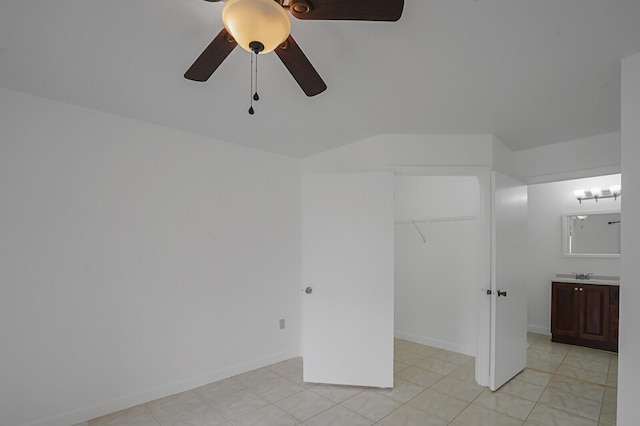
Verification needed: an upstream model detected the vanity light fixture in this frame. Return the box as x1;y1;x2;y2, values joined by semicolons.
574;185;622;203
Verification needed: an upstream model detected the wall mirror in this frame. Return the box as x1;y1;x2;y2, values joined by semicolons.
562;211;621;258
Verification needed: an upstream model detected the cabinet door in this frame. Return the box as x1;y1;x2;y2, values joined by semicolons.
609;286;619;351
578;284;610;343
551;282;579;338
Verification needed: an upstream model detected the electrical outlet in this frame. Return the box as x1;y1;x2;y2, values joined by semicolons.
279;319;285;330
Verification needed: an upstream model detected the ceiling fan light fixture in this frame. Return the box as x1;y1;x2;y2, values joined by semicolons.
222;0;291;54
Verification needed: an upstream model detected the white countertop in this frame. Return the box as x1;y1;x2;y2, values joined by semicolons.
553;277;620;286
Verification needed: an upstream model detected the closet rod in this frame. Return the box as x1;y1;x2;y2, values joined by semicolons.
394;215;477;225
412;221;426;243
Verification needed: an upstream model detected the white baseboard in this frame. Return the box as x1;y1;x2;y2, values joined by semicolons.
527;325;551;336
394;331;475;357
23;349;299;426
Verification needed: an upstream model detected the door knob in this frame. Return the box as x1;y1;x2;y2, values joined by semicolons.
497;290;507;297
305;287;313;294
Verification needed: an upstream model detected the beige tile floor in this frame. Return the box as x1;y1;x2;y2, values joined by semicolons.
89;333;617;425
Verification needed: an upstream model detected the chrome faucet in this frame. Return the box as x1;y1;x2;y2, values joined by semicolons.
573;272;593;280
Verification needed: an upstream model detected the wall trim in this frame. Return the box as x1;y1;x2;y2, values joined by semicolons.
395;331;476;357
23;349;299;426
527;325;551;336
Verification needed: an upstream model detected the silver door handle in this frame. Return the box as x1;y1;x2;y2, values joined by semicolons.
305;287;313;294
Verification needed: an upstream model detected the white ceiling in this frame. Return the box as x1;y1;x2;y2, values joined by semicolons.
1;0;639;158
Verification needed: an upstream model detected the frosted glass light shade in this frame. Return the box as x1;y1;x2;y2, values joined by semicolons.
610;185;621;196
222;0;291;54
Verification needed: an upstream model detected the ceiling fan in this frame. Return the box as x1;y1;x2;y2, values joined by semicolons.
184;0;404;97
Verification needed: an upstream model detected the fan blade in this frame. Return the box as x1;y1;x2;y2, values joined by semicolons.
184;28;237;82
275;35;327;97
289;0;404;21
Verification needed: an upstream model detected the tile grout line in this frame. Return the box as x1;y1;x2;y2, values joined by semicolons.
521;332;556;426
524;333;615;426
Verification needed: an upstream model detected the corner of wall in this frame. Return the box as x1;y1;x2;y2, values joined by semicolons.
491;136;519;180
299;135;387;174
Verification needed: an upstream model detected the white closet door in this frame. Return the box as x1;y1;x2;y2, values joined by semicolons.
490;171;528;390
302;172;394;388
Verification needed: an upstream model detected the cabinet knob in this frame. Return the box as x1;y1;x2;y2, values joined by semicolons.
574;287;579;291
579;288;583;292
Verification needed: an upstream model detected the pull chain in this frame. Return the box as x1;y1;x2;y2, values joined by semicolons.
254;52;260;102
247;41;264;115
248;51;255;115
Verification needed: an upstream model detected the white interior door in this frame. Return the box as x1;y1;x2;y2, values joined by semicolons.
302;172;394;388
490;172;528;390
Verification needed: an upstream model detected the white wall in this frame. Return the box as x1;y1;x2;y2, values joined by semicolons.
394;176;480;356
514;132;621;184
383;134;493;167
526;174;621;334
618;52;640;426
0;88;301;426
300;133;495;174
299;135;388;174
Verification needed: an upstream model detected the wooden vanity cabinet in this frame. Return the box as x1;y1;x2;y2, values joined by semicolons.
551;281;619;352
609;286;620;348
